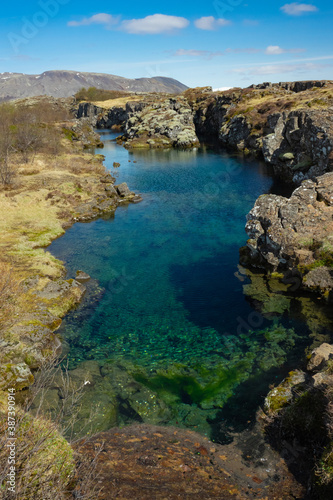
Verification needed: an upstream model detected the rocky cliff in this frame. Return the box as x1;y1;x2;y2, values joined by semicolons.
120;96;199;149
78;95;200;149
184;81;333;183
242;173;333;297
261;342;333;497
76;80;333;181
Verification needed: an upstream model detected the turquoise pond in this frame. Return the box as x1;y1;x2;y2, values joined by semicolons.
48;131;333;439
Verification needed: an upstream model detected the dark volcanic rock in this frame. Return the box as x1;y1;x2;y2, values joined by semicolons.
185;82;333;183
261;343;333;497
249;80;329;93
77;102;129;129
261;109;333;183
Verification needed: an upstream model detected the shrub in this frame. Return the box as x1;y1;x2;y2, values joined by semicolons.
75;87;131;102
0;357;104;499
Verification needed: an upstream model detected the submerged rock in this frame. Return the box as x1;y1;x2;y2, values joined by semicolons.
73;423;304;499
75;270;91;283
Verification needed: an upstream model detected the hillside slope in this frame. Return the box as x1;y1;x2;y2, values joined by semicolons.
0;70;188;101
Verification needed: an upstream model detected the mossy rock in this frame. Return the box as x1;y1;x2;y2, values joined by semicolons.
279;152;295;161
264;370;306;413
0;411;75;496
292;156;313;171
0;362;34;391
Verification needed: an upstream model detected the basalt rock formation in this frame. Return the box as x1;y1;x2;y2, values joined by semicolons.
77;95;200;149
76;80;333;182
185;82;333;183
261;343;333;497
120;96;200;149
242;173;333;297
249;80;329;92
261;110;333;184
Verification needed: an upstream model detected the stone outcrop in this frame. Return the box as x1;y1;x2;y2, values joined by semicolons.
249;80;329;92
120;97;199;149
67;117;104;147
242;172;333;296
218;106;333;183
261;344;333;496
307;343;333;372
77;101;132;129
184;82;333;183
77;95;200;149
262;110;333;183
76;81;333;171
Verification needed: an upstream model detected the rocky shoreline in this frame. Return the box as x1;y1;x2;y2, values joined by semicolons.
77;81;333;295
2;82;333;497
77;80;333;183
241;173;333;298
0;112;142;396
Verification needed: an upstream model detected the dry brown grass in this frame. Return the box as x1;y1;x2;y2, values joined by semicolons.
0;152;109;279
0;261;19;330
0;356;104;499
92;96;143;109
220;84;333;133
0;99;112;498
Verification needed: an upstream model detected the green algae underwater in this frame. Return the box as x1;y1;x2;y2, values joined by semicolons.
48;131;333;441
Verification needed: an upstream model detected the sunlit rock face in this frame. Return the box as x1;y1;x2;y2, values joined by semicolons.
243;173;333;297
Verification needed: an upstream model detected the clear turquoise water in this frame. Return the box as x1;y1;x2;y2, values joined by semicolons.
49;131;329;438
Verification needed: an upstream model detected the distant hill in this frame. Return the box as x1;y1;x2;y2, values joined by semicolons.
0;70;188;101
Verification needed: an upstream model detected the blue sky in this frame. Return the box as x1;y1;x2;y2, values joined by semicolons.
0;1;333;88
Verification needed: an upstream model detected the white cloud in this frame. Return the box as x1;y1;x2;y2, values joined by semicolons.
233;62;330;76
225;48;261;54
265;45;285;55
121;14;189;34
68;13;118;28
174;49;224;59
236;54;333;67
281;3;318;16
265;45;305;55
194;16;231;31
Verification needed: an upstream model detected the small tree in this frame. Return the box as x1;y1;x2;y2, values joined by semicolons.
13;108;42;164
0;103;16;185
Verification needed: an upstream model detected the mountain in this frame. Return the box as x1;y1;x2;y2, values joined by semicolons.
0;70;188;101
